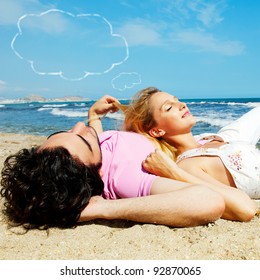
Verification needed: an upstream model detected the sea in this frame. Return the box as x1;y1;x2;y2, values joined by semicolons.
0;97;260;137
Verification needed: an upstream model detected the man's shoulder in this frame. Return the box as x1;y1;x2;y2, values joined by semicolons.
100;130;147;141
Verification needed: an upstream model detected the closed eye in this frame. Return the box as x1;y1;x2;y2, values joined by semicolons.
76;134;93;152
47;130;67;139
47;131;93;152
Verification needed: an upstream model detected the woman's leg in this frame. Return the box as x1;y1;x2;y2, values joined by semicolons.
217;107;260;144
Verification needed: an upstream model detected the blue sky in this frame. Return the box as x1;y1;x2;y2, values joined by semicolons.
0;0;260;100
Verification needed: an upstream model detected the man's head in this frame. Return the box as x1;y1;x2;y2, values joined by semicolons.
41;122;102;166
0;122;104;229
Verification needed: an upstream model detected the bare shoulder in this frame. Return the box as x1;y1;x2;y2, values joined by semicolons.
178;157;206;171
178;155;228;178
177;156;221;173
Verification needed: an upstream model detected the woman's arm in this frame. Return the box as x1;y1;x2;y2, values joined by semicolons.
143;150;256;222
88;95;120;134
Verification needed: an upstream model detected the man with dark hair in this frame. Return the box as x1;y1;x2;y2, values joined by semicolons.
0;96;255;230
1;147;103;229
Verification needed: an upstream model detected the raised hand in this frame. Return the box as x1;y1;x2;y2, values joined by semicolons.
142;149;179;179
89;95;120;118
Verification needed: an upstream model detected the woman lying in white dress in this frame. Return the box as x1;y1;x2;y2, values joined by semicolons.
117;87;260;199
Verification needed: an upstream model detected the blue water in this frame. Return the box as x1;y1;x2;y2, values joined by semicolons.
0;98;259;137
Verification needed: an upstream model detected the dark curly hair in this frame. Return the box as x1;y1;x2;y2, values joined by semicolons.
0;146;104;230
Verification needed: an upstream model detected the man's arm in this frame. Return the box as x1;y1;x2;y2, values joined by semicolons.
88;95;120;134
79;181;225;228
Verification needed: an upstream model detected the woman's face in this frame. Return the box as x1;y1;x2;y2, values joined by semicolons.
149;91;196;137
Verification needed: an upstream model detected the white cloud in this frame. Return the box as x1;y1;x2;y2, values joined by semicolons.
116;1;243;56
17;9;70;34
0;0;67;33
117;20;163;46
188;0;226;27
0;80;7;91
117;16;244;56
173;30;245;56
155;0;227;28
0;0;24;25
0;0;50;25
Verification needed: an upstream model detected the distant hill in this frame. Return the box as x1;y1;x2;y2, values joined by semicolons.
0;94;89;104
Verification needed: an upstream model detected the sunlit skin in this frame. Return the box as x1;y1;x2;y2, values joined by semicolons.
37;94;257;224
128;90;257;222
145;91;237;187
40;94;257;223
86;94;255;222
1;94;256;230
149;91;234;152
150;91;197;136
39;96;228;226
40;122;102;167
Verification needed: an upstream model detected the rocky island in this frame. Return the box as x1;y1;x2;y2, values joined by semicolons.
0;94;89;104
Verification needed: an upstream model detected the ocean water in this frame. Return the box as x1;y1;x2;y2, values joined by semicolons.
0;97;260;137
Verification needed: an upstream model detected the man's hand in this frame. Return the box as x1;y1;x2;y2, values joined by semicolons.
79;196;108;222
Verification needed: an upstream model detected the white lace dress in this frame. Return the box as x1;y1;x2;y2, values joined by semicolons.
177;142;260;198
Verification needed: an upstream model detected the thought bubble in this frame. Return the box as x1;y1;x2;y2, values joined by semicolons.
111;72;141;91
11;9;129;81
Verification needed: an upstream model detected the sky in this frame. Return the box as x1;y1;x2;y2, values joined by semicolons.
0;0;260;100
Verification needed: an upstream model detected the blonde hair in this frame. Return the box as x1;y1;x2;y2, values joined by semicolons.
115;87;177;160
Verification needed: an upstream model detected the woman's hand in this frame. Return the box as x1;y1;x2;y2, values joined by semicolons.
88;95;120;119
88;95;120;134
201;135;224;142
142;149;180;179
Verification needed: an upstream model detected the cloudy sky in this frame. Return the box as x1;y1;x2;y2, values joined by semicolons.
0;0;259;99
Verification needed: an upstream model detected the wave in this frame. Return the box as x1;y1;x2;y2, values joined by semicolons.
37;107;123;119
225;102;260;107
38;108;51;111
106;111;124;120
187;101;260;107
74;103;87;107
50;108;89;118
38;104;70;112
196;116;235;127
0;104;5;108
42;104;68;108
245;102;260;108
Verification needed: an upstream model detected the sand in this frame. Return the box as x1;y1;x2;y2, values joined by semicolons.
0;132;260;260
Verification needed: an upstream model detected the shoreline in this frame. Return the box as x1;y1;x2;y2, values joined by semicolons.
0;132;260;260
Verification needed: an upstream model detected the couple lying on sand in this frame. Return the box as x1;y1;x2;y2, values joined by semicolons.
1;87;259;230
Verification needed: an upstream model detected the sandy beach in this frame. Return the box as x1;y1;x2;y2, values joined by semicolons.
0;132;260;260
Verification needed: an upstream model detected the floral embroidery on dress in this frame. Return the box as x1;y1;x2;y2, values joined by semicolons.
177;143;260;198
228;151;242;171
